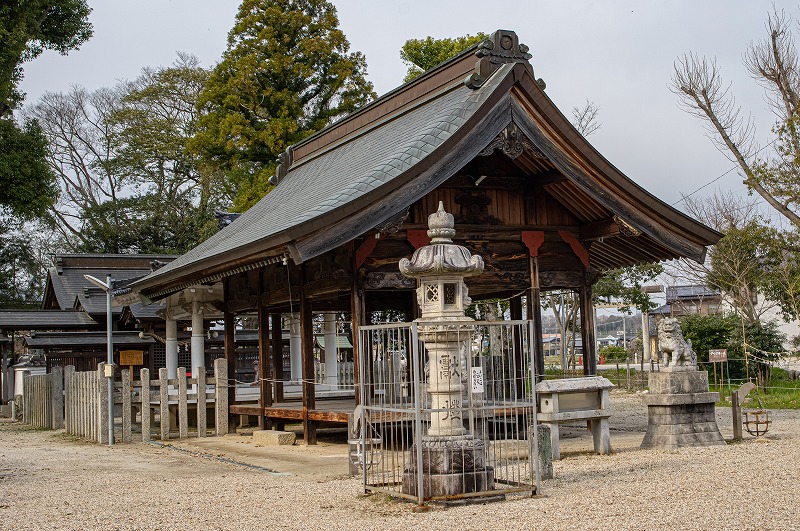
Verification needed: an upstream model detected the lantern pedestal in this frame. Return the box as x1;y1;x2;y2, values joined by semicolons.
402;435;494;497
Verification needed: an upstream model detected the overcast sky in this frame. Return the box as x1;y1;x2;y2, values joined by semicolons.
17;0;797;217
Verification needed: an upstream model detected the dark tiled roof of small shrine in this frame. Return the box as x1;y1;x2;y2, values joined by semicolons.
0;310;97;330
24;331;155;349
132;29;721;299
44;254;177;314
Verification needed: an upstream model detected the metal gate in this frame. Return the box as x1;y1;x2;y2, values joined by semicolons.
353;320;540;505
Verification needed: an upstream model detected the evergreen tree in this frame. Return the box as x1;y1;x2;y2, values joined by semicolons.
190;0;375;211
0;0;91;221
400;33;487;82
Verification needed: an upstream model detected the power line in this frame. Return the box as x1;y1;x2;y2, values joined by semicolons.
671;138;779;207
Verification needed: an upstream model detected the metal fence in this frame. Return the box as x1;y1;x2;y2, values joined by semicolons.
353;320;540;505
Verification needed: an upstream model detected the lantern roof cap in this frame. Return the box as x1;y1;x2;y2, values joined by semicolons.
399;202;484;278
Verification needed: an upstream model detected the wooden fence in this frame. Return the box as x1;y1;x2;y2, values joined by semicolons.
24;358;230;443
21;366;64;430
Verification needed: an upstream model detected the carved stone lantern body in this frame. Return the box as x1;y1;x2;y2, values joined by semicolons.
399;202;484;437
398;202;495;497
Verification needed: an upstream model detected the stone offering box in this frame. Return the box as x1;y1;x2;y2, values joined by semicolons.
535;376;614;459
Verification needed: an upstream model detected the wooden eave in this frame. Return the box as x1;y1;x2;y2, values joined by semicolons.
508;74;721;256
133;61;519;299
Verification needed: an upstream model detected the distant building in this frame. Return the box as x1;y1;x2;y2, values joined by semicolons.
651;285;723;317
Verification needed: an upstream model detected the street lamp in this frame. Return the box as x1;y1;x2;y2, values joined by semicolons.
84;273;114;446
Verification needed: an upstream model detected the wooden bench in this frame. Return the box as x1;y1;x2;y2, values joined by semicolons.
535;376;614;459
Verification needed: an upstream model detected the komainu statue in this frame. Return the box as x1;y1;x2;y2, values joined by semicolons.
657;317;697;368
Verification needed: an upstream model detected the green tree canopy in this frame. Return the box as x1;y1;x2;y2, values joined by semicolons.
0;117;58;220
400;33;487;83
0;0;92;115
593;263;664;314
190;0;376;211
0;1;91;222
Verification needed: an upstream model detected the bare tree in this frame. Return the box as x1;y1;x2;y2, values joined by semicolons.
25;86;125;249
572;99;601;137
671;9;800;228
666;192;778;325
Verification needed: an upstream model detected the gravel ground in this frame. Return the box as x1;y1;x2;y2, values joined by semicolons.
1;392;799;530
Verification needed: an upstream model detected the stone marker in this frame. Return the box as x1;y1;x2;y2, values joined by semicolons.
253;430;296;446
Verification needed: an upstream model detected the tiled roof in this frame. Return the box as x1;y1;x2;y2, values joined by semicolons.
46;255;176;314
0;310;98;330
134;64;512;291
24;331;155;348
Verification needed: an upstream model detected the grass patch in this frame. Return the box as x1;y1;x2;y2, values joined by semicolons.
711;368;800;409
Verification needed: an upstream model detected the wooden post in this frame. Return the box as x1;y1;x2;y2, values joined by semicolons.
140;368;151;442
271;313;284;404
351;244;364;405
732;390;742;441
159;368;169;440
579;280;597;376
527;258;545;382
300;264;317;445
257;290;272;430
223;305;236;432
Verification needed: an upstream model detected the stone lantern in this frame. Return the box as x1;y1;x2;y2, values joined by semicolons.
400;202;494;497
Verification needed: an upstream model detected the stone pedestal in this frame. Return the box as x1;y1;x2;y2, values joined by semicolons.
641;369;725;449
401;435;494;497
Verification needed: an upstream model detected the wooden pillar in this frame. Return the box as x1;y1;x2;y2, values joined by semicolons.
299;264;317;445
257;283;272;430
223;279;237;432
527;258;545;382
271;313;284;404
522;232;546;382
580;279;597;376
350;247;364;406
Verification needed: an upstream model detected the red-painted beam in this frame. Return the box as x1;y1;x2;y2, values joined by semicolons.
521;230;545;257
558;230;590;269
407;229;431;250
355;235;380;268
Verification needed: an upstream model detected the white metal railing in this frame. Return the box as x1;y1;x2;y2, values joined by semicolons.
352;320;541;505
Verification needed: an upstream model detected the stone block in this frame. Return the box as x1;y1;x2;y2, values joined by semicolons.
402;468;495;498
642;392;719;406
534;424;553;480
253;430;296;446
648;370;709;395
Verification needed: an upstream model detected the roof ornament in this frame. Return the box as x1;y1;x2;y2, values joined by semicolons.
613;215;642;237
477;122;547;160
465;29;544;90
268;147;294;186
